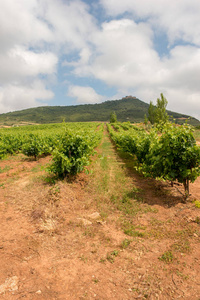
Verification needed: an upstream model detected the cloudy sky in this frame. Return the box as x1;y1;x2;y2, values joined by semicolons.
0;0;200;120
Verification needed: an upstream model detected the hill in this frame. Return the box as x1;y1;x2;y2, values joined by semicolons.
0;96;199;126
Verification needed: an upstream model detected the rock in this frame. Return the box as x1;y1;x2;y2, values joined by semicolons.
88;212;100;219
0;276;18;294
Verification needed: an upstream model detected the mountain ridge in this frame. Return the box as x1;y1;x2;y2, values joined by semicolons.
0;96;199;126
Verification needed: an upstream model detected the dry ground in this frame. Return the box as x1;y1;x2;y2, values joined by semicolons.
0;128;199;300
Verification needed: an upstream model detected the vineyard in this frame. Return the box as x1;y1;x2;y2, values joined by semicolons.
108;122;200;199
0;121;200;299
0;122;103;177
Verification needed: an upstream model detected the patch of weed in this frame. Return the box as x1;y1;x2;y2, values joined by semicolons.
123;223;145;237
176;226;196;238
0;183;5;188
121;238;131;249
92;278;99;284
176;270;189;280
110;250;118;257
106;250;119;263
143;204;158;214
171;239;191;253
159;251;174;263
106;254;114;263
0;166;11;173
44;175;56;185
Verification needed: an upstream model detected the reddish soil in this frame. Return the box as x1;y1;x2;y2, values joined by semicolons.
0;143;199;299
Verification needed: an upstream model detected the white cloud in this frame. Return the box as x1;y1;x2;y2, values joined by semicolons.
67;85;106;104
0;0;53;52
0;81;54;113
74;19;160;85
38;0;97;51
100;0;200;46
0;46;58;84
0;0;200;121
69;15;200;120
0;0;97;113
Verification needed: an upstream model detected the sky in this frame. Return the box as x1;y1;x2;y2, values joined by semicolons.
0;0;200;120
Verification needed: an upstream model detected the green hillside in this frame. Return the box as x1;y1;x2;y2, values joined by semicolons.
0;96;199;126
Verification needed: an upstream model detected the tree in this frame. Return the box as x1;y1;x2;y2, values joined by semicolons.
148;101;156;124
155;93;169;124
144;114;148;125
110;111;117;123
148;93;169;125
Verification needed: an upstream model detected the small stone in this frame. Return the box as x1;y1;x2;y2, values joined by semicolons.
36;290;42;294
88;212;100;219
96;220;106;225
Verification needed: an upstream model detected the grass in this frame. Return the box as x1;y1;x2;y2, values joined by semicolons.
0;165;12;173
106;250;119;263
171;239;191;253
86;128;164;248
159;251;174;263
121;238;131;249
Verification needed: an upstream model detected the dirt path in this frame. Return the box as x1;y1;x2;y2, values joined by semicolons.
0;128;200;299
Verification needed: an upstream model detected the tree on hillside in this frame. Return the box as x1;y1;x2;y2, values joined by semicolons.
144;114;148;126
148;93;169;125
110;111;117;123
148;101;156;124
155;93;169;124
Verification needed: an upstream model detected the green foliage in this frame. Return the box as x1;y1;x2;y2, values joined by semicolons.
121;239;131;249
148;101;156;125
159;251;174;263
148;93;169;126
108;121;200;198
0;122;103;179
110;111;117;123
49;131;92;177
144;123;200;196
144;113;148;126
155;93;169;124
22;134;42;160
48;125;103;178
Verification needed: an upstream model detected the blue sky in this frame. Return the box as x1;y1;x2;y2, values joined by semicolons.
1;0;200;120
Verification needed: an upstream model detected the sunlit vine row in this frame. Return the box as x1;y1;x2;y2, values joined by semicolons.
107;122;200;198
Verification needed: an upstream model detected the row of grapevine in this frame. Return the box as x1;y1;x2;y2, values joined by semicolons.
0;123;65;159
0;122;103;177
108;122;200;198
49;124;103;177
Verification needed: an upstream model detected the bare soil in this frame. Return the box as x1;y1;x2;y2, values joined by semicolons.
0;130;199;300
